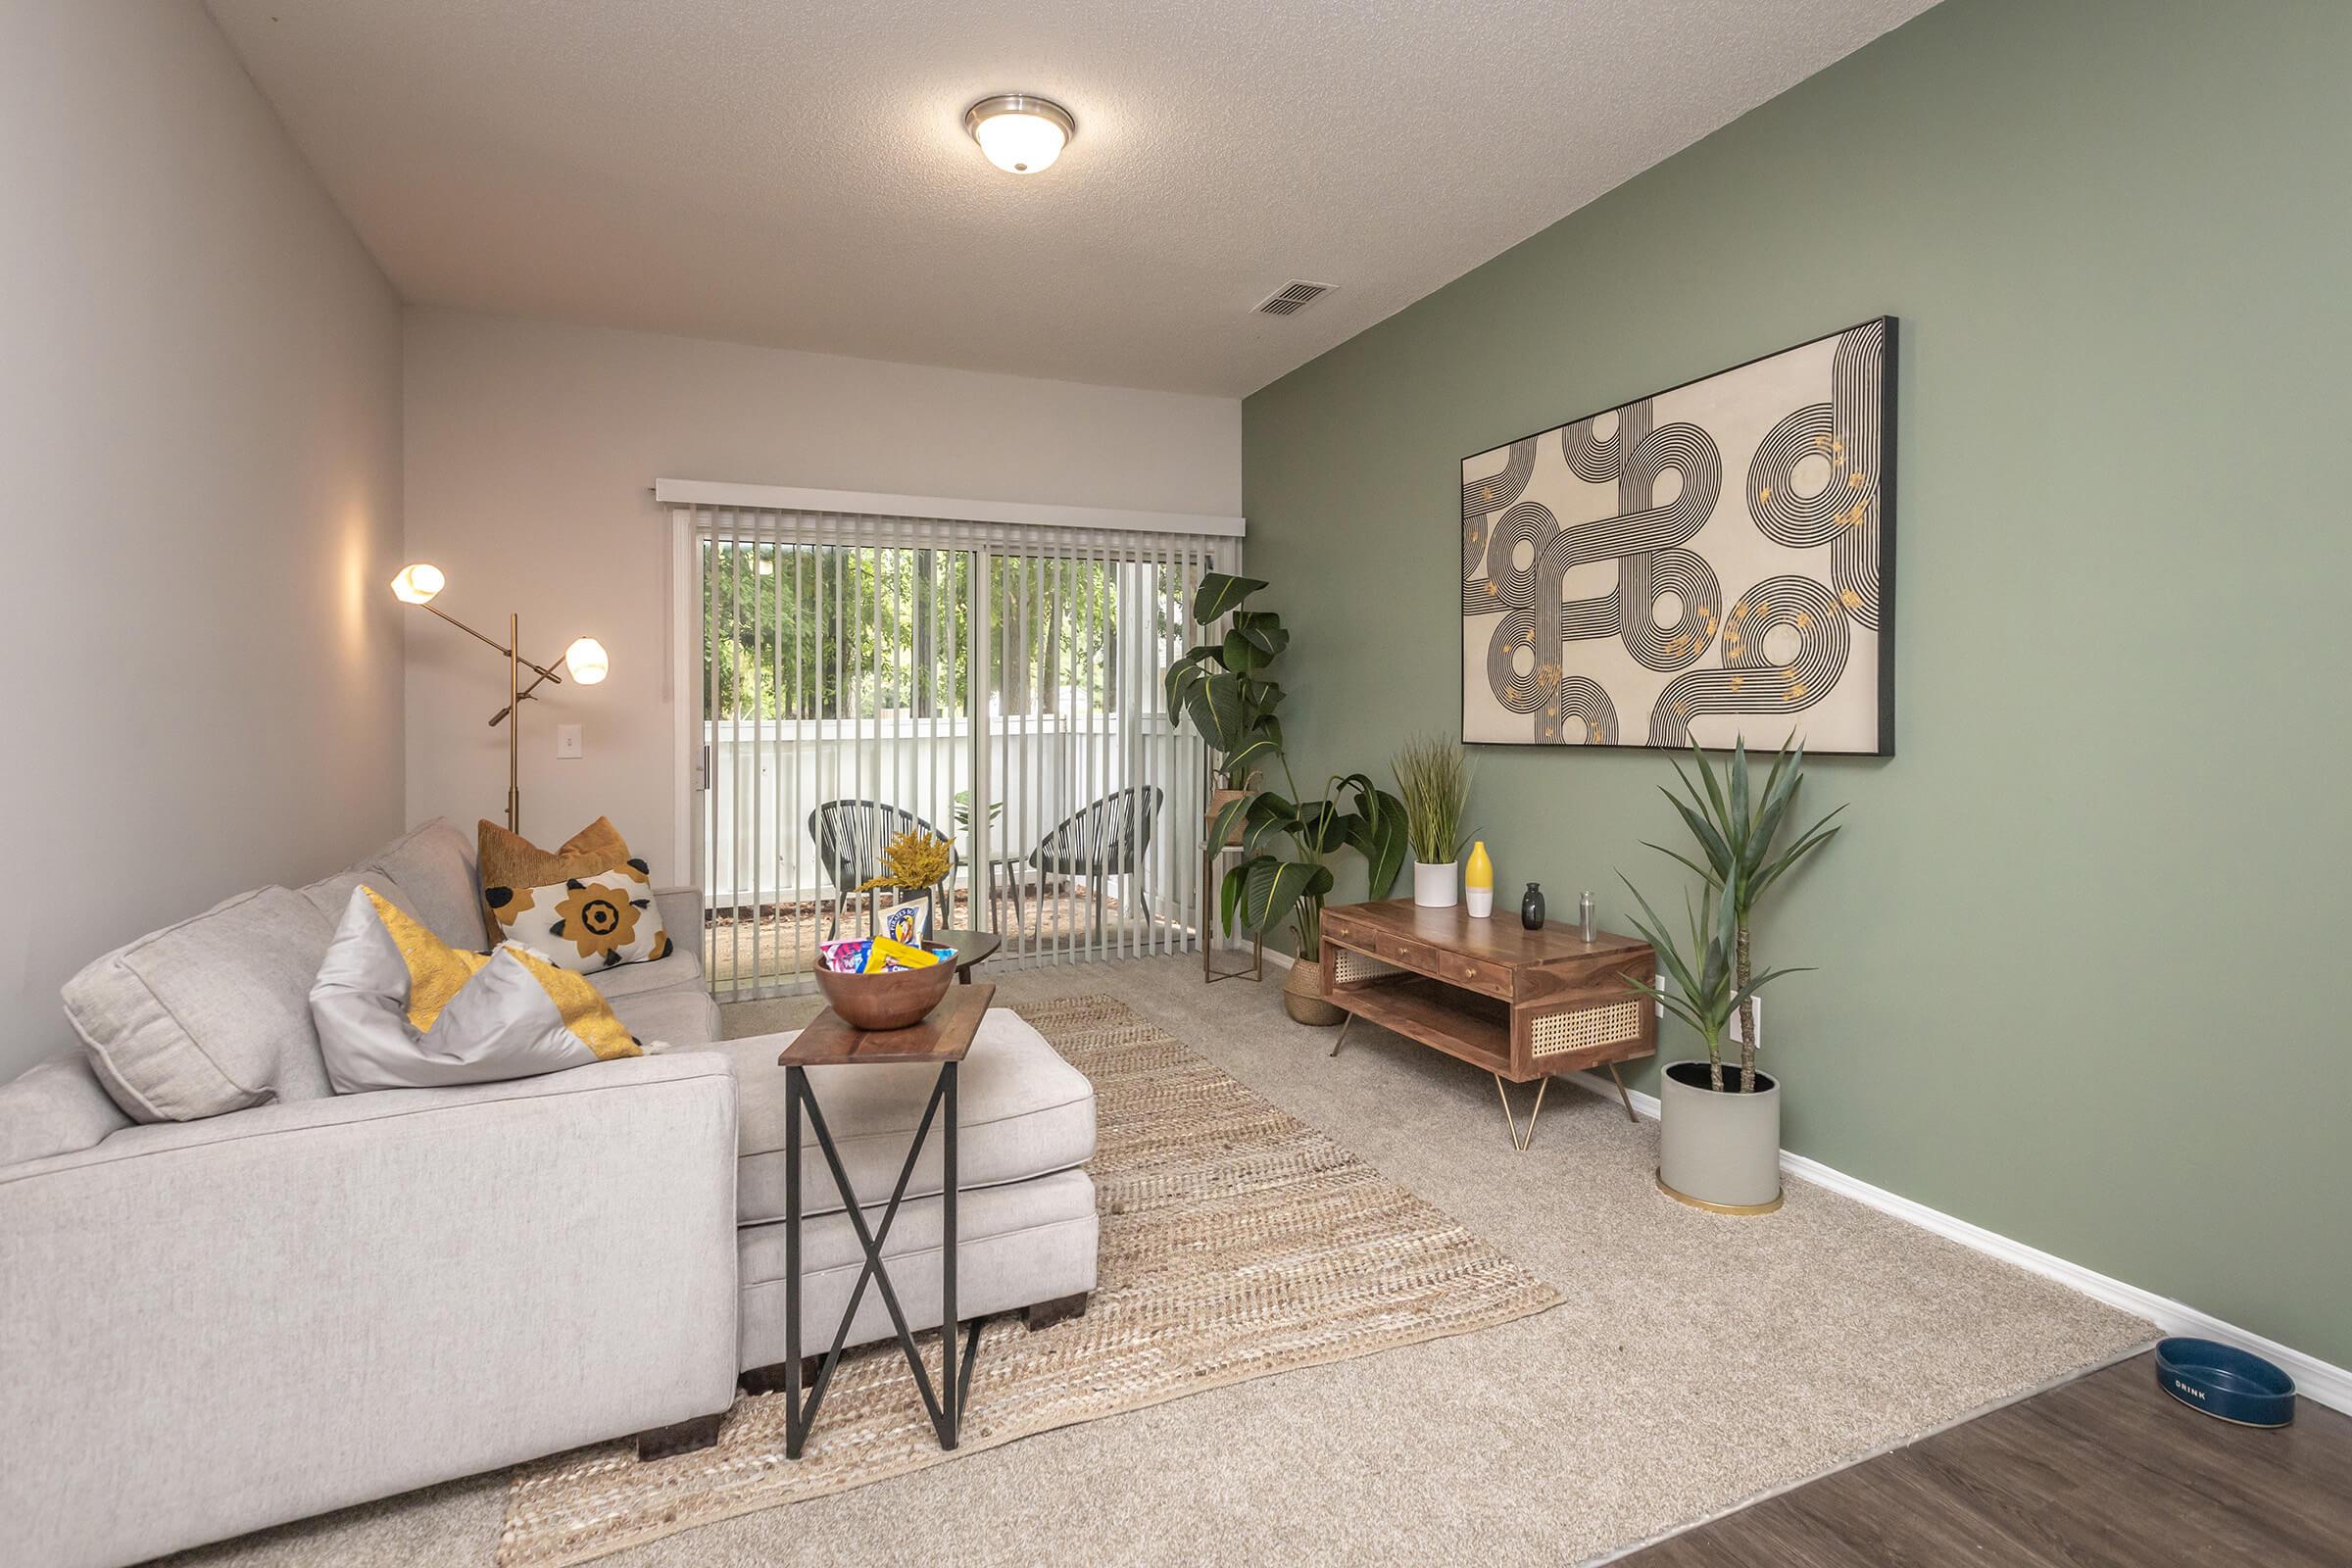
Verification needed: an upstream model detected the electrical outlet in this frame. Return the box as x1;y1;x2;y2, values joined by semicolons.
555;723;583;760
1653;973;1664;1018
1728;995;1761;1048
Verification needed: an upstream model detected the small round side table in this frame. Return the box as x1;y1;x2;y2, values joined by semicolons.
934;929;1002;984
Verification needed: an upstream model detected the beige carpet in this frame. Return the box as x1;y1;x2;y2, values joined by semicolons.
162;956;2153;1568
496;994;1563;1566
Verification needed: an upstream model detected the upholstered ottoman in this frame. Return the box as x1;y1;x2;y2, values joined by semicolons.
717;1007;1099;1377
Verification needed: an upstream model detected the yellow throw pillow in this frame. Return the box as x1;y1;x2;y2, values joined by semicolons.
310;887;643;1094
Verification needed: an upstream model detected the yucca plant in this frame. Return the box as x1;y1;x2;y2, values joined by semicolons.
1619;865;1809;1091
1392;735;1471;864
1645;736;1844;1091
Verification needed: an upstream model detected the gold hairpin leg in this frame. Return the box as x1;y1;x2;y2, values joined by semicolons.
1328;1012;1354;1058
1606;1063;1637;1123
1493;1074;1548;1152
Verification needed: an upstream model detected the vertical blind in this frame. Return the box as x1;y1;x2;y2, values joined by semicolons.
686;505;1237;998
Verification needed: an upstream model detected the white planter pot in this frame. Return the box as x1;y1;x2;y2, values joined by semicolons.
1411;860;1459;908
1657;1060;1783;1213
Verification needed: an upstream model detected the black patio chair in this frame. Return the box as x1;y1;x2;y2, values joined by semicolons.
990;785;1164;941
807;799;957;939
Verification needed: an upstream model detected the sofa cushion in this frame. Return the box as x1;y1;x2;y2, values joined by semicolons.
613;989;721;1049
582;938;704;1000
0;1050;132;1166
737;1168;1098;1361
296;870;421;929
723;1007;1095;1225
64;887;336;1122
358;819;486;953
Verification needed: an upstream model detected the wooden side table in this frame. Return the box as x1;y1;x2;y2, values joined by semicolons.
1320;901;1656;1151
777;983;994;1457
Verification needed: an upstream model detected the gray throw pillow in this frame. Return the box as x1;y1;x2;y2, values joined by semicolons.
310;886;646;1095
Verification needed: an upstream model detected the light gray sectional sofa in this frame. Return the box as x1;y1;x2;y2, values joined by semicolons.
0;819;1098;1568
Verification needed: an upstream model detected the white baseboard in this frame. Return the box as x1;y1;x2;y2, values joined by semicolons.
1564;1071;2350;1415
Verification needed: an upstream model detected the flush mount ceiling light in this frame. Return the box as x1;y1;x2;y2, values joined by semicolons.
964;93;1075;174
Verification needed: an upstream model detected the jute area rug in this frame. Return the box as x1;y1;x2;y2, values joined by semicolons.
496;995;1563;1567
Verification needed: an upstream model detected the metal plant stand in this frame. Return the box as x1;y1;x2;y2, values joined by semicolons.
1201;844;1264;984
779;985;994;1458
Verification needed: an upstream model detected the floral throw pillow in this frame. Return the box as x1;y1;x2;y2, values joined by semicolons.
487;858;674;973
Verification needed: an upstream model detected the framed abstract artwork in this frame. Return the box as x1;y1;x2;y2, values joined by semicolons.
1460;317;1895;756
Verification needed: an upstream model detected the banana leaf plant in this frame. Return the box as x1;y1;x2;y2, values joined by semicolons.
1164;572;1406;958
1643;735;1844;1091
1203;772;1407;961
1618;865;1809;1093
1162;571;1288;789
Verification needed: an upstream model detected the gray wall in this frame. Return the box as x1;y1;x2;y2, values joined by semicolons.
1244;0;2349;1365
0;1;406;1077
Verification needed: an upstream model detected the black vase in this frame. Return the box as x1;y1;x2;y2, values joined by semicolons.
1521;882;1545;930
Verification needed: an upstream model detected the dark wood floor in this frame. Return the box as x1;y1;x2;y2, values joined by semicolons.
1624;1353;2352;1567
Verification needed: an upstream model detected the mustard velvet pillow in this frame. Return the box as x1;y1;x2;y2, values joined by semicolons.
478;817;673;971
311;886;644;1094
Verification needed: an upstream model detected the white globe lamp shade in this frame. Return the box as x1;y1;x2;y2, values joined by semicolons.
965;94;1074;174
389;563;445;605
564;637;611;685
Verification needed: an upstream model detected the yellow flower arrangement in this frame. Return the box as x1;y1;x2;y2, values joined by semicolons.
853;829;954;896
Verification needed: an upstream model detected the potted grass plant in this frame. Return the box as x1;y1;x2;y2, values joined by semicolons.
1620;866;1808;1210
1393;735;1471;908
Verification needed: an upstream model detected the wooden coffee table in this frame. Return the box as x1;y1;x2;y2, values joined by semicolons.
1320;901;1656;1152
776;982;994;1457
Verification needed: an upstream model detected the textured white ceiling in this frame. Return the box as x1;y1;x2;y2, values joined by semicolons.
209;0;1936;396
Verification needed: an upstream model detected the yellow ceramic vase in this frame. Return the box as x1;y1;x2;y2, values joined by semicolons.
1464;840;1494;917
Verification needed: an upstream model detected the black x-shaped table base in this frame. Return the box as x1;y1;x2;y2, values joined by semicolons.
782;1061;984;1459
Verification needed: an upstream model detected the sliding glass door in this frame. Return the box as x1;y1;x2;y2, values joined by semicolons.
687;506;1229;998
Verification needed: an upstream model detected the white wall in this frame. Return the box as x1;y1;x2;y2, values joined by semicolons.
0;1;406;1078
402;309;1241;872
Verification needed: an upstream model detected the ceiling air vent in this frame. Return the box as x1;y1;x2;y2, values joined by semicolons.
1253;280;1335;317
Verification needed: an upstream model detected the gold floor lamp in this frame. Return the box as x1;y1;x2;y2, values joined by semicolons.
390;564;610;834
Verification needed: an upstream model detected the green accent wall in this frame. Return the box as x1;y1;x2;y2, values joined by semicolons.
1243;0;2350;1367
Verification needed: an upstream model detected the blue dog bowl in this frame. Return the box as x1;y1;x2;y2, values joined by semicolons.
2154;1337;2296;1427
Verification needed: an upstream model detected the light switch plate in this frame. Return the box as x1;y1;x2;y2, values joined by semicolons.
555;723;583;760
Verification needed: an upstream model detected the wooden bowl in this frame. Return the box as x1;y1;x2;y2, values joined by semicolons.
812;955;957;1031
